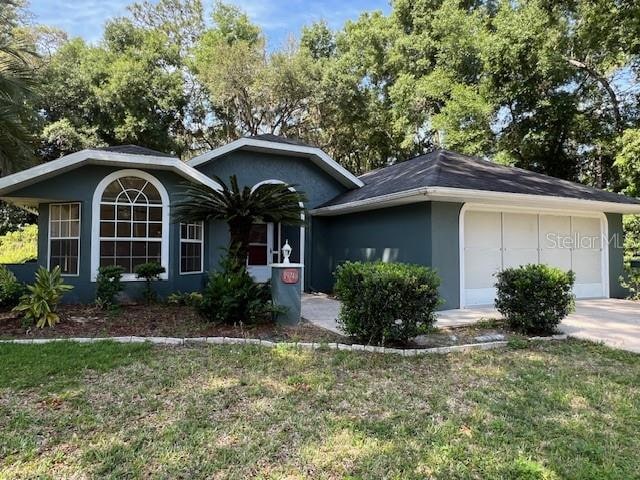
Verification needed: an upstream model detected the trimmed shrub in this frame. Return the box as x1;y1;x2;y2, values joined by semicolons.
134;262;165;304
13;266;73;328
95;265;124;309
334;261;441;345
199;253;277;325
0;265;26;308
495;264;575;335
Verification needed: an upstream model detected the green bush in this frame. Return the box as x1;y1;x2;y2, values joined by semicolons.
199;253;276;325
167;291;203;308
495;264;575;335
334;261;441;345
621;265;640;300
0;224;37;264
13;266;73;328
95;265;124;309
0;265;26;308
134;262;165;304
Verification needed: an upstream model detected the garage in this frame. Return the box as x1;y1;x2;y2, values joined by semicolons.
461;206;608;307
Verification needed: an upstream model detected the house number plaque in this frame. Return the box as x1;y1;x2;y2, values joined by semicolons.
281;268;299;284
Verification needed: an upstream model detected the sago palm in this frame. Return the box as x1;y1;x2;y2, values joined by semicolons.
174;175;306;267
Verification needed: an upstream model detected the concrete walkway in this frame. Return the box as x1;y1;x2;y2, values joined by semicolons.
301;294;640;353
301;294;342;334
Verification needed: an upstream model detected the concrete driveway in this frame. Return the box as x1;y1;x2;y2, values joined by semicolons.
561;299;640;353
302;294;640;353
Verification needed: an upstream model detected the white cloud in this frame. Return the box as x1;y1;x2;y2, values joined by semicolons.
29;0;391;46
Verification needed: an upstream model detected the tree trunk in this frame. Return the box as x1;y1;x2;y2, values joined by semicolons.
565;57;623;133
228;217;254;271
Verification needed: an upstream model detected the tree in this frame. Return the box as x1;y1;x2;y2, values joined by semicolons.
191;3;315;146
39;118;105;162
302;12;405;174
37;19;188;157
129;0;205;52
614;128;640;296
615;129;640;198
0;0;38;176
301;21;335;60
304;0;639;182
0;202;36;235
173;176;306;268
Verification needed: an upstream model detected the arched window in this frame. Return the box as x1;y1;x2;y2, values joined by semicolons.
92;170;169;281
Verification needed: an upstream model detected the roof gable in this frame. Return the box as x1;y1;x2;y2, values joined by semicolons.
188;136;364;189
0;148;222;201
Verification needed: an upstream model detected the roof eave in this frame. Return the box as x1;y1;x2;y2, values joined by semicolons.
310;186;640;216
0;149;222;197
188;138;364;189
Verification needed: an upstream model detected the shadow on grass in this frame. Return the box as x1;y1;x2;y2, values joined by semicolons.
0;341;153;391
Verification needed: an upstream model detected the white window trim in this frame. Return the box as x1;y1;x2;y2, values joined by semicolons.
180;221;204;275
458;203;610;309
91;169;170;282
48;202;81;277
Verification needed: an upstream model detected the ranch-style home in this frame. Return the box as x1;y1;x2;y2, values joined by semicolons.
1;134;639;309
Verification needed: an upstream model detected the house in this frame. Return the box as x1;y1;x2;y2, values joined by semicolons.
1;135;639;309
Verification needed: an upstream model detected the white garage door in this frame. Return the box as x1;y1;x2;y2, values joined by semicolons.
462;209;606;307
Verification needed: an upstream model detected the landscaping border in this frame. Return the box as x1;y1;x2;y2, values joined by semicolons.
0;334;568;355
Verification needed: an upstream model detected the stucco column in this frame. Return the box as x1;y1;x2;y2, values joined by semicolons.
271;263;303;325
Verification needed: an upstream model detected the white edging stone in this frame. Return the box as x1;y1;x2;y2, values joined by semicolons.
0;333;567;355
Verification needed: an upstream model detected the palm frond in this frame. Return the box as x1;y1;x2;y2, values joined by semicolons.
173;175;307;226
0;35;38;175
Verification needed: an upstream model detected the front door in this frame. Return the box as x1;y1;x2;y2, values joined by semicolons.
247;223;274;282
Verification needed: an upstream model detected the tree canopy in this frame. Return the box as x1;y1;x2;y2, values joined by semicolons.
1;0;639;187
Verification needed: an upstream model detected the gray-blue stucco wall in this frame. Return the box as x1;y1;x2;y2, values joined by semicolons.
5;151;349;303
8;165;209;303
311;201;463;310
195;150;349;288
607;212;627;298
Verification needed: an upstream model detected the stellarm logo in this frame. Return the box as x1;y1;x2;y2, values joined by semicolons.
544;233;623;250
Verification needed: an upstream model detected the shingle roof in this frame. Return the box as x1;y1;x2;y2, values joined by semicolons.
248;134;316;148
323;149;640;207
96;145;176;158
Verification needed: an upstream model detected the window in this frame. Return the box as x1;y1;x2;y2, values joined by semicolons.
180;222;203;274
98;176;164;277
247;223;269;265
49;203;81;275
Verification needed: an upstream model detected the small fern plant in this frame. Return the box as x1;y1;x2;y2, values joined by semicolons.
13;266;73;328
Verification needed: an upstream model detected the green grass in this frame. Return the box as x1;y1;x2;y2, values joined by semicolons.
1;340;639;479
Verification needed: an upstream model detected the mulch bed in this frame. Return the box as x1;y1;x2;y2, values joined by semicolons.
0;303;524;348
0;304;345;343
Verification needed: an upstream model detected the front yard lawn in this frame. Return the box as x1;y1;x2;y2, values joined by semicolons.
1;340;639;479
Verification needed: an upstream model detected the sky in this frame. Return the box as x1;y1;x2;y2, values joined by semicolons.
28;0;391;48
